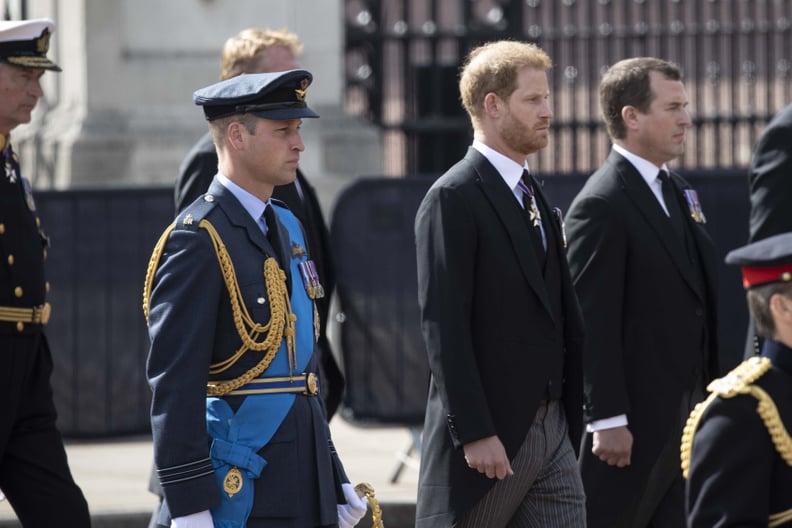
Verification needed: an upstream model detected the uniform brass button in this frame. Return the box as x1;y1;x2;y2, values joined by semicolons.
0;223;4;234
45;282;50;293
7;254;13;266
16;321;23;332
43;248;47;260
35;217;41;227
14;286;23;298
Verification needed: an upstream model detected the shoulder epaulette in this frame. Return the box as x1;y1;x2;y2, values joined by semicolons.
681;356;792;477
175;194;219;231
142;194;219;322
706;356;772;397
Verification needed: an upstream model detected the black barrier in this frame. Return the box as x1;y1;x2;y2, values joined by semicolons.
331;170;750;428
330;178;434;426
36;188;173;437
345;1;792;175
31;172;750;437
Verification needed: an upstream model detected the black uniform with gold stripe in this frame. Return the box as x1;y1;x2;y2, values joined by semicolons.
683;340;792;527
0;135;90;525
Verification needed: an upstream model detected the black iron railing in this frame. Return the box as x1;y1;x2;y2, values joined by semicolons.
345;0;792;175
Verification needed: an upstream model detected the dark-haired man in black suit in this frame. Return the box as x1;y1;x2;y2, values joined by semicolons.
565;57;720;528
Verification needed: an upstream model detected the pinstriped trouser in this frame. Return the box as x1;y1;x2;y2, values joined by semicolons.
458;400;586;528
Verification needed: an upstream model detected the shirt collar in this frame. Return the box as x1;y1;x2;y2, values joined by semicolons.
472;139;529;190
612;143;670;187
216;173;270;223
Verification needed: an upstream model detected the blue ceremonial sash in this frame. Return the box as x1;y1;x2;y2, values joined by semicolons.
206;205;315;527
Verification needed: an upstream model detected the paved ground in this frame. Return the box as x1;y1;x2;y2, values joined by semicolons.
0;417;419;527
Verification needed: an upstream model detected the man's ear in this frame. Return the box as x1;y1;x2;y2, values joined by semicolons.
621;105;639;131
483;92;502;118
226;121;246;151
770;293;792;323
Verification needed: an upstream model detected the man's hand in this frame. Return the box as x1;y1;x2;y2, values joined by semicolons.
463;435;514;480
592;426;633;467
337;482;367;528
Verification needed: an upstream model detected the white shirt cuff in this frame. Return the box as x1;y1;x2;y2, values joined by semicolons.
170;510;213;528
587;414;628;433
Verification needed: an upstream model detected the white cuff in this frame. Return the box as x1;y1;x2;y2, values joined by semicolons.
586;414;628;433
170;510;213;528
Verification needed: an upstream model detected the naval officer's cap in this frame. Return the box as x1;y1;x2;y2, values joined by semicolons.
0;18;60;71
193;69;319;121
725;232;792;289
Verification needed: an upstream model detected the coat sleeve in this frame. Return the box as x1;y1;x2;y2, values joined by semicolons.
146;225;223;517
748;109;792;242
565;193;630;423
174;147;217;215
415;184;496;448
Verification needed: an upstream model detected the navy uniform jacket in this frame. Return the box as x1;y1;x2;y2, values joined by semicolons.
685;340;792;527
0;142;91;526
174;131;344;419
146;178;345;526
0;147;48;334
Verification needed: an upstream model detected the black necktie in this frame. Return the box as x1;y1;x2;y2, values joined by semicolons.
520;170;546;262
263;205;284;267
658;170;686;241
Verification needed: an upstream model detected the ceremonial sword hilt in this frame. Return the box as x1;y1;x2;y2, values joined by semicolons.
354;482;384;527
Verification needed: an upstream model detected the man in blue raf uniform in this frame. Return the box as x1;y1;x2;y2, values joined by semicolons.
143;70;367;528
682;232;792;527
173;27;344;422
0;18;91;527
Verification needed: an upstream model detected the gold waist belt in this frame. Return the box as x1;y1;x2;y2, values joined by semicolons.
0;302;51;325
216;372;319;396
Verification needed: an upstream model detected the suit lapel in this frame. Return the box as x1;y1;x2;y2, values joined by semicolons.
671;172;719;303
610;152;706;301
465;149;554;320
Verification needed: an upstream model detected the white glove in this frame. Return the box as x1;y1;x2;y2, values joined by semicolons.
170;509;213;528
337;482;368;528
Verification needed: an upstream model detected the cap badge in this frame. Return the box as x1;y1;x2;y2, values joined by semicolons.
36;29;51;54
295;78;310;102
